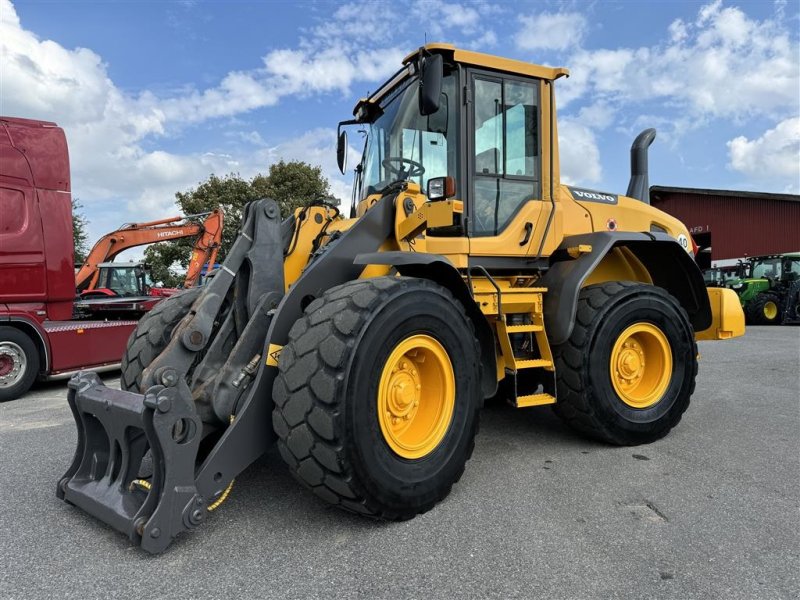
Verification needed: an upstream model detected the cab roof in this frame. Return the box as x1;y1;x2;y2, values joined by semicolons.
352;44;568;118
402;43;569;81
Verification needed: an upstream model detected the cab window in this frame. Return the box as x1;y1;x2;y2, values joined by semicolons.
472;76;539;236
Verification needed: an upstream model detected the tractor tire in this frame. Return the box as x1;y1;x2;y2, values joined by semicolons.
0;327;40;402
552;282;697;446
272;277;481;519
120;287;202;392
746;293;783;325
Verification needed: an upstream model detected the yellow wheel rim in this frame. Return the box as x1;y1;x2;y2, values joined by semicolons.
610;323;672;409
764;301;778;320
377;334;455;459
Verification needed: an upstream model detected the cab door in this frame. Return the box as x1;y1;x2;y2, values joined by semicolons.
466;71;549;262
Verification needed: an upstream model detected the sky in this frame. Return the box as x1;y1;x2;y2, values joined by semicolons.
1;0;799;248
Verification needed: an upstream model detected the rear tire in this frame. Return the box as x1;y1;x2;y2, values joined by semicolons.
120;287;202;392
746;292;783;325
0;327;40;402
272;277;481;519
552;282;697;445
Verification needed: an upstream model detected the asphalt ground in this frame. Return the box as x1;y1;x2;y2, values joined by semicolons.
1;326;798;600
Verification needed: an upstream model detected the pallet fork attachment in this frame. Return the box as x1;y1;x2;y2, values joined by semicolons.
57;197;395;553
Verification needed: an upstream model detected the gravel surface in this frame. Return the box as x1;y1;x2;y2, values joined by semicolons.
1;326;797;599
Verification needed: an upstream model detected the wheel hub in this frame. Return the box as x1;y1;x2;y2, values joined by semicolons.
387;364;420;423
378;335;455;459
0;342;26;388
610;323;672;409
764;301;778;320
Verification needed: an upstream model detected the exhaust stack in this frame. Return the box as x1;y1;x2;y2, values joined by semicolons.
626;128;656;204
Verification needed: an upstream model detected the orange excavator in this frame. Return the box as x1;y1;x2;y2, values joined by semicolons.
75;210;224;295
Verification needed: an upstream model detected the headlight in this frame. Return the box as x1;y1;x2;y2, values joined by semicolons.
731;283;745;290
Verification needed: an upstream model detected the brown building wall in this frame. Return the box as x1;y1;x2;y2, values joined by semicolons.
650;187;800;261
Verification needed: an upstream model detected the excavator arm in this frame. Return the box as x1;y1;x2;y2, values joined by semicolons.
183;210;224;288
75;210;224;292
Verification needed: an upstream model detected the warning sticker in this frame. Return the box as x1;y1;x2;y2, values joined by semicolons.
266;343;283;367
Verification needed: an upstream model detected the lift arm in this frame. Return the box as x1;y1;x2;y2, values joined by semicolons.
75;210;224;292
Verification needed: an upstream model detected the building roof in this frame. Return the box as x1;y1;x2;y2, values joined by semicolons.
650;185;800;203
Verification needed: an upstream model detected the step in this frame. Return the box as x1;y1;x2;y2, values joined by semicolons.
515;393;556;408
514;359;552;370
505;324;543;333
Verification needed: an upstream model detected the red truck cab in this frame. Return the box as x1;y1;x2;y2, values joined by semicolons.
0;117;137;401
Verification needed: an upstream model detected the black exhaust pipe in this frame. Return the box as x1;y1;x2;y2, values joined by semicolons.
626;128;656;204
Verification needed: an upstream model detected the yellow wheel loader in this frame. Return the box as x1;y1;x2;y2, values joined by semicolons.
57;45;745;553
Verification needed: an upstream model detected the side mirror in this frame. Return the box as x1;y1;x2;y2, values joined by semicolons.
337;130;348;175
427;92;448;134
419;54;443;116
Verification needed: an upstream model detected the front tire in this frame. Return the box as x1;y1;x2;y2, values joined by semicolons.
120;287;202;392
0;327;40;402
552;282;697;445
272;277;481;519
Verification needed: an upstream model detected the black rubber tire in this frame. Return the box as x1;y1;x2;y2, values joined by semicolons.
120;287;202;392
552;282;697;446
746;292;783;325
272;276;481;519
0;327;40;402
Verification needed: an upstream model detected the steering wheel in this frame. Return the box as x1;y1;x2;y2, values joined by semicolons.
382;157;425;178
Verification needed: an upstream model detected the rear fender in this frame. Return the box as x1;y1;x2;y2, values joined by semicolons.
541;232;711;345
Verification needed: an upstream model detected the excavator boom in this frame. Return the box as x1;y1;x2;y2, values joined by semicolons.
75;210;224;292
183;210;224;288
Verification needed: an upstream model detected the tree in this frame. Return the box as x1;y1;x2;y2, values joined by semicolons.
72;198;90;266
253;160;331;217
144;161;333;286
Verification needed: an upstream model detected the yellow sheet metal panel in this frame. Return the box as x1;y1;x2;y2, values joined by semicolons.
695;288;746;341
402;44;569;81
583;247;653;287
283;206;341;291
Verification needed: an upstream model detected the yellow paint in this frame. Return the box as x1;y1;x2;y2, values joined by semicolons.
583;247;653;287
763;301;778;320
397;200;463;241
402;43;569;81
377;334;455;459
696;288;746;341
356;193;384;218
283;206;342;291
567;244;592;259
358;239;396;279
515;393;556;407
610;323;672;409
266;344;283;367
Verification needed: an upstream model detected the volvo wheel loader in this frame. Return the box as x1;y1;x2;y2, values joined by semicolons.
57;45;745;553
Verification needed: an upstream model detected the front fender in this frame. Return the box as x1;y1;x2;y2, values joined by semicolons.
354;251;498;399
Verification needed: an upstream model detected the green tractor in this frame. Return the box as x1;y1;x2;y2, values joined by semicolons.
703;264;745;289
731;253;800;325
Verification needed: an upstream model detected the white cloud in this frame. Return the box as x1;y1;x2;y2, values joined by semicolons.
727;117;800;190
0;0;408;239
515;12;588;52
558;1;800;123
410;0;480;37
558;119;602;186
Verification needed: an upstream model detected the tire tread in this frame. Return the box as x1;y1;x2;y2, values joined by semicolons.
552;282;697;445
273;277;480;519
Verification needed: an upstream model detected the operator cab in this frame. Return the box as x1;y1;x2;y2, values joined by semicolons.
338;44;568;257
91;262;153;297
